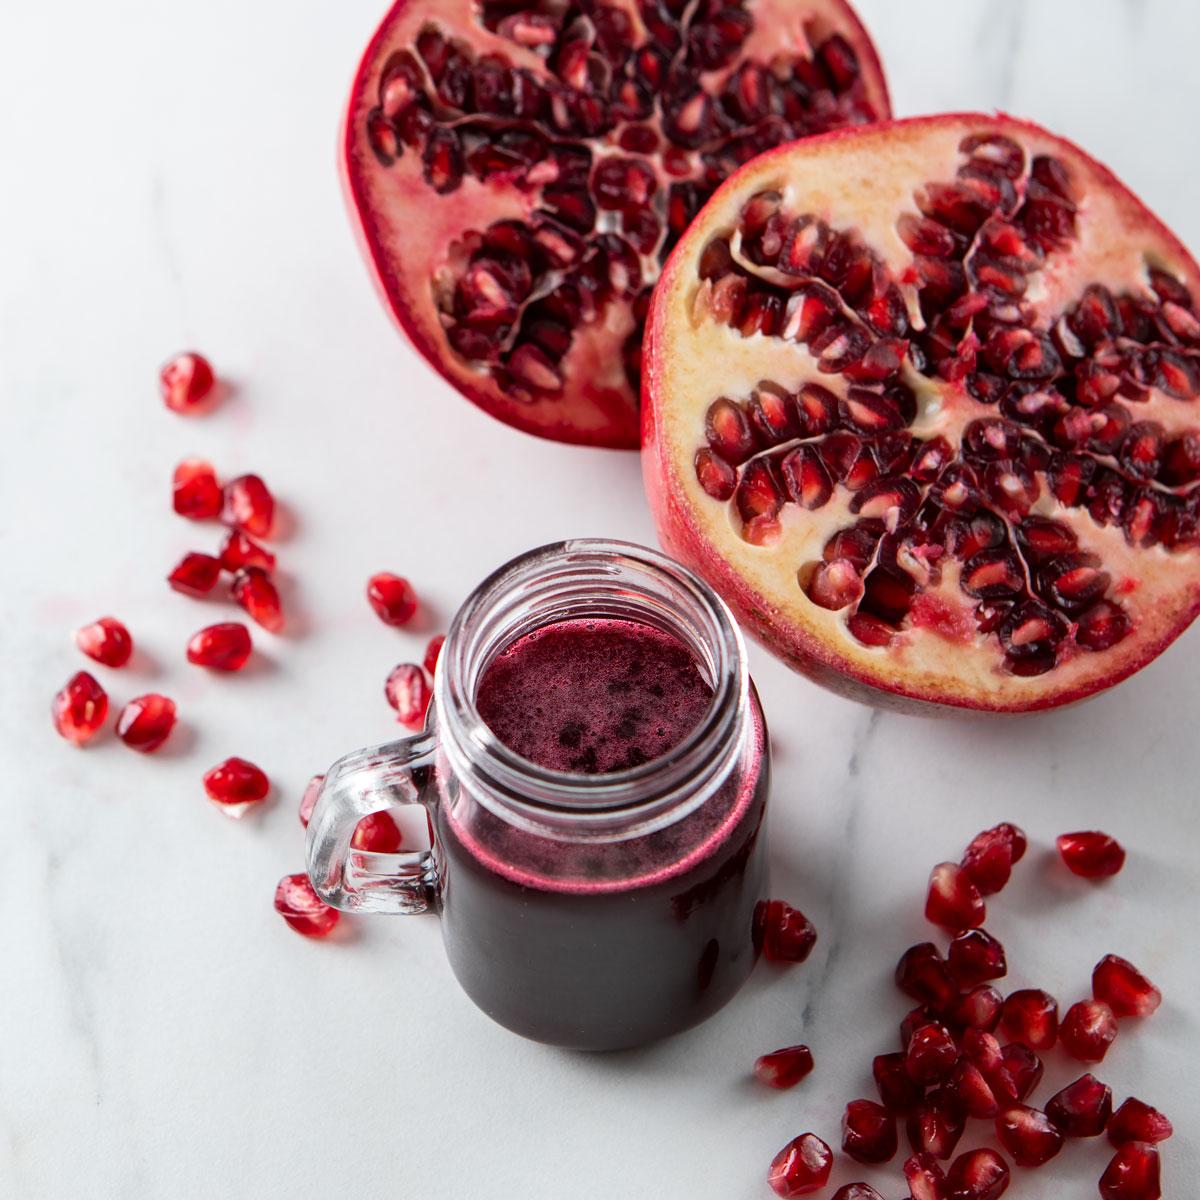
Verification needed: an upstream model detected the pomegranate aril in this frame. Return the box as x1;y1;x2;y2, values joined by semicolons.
842;1099;898;1164
351;811;403;853
424;634;445;676
925;862;986;931
1099;1142;1161;1200
1045;1073;1113;1137
385;663;431;730
1092;955;1162;1018
904;1151;947;1200
782;446;833;510
1060;999;1117;1062
274;873;339;938
754;1044;814;1090
999;1043;1043;1102
1107;1099;1173;1147
954;985;1003;1031
231;568;284;633
874;1051;922;1112
757;899;817;964
367;572;418;626
947;928;1007;986
186;622;252;672
298;774;324;828
161;351;216;413
907;1090;966;1160
906;1022;959;1086
116;693;177;753
52;671;109;746
1057;830;1126;878
219;530;276;574
173;458;222;519
805;559;864;611
960;823;1026;895
948;1060;999;1119
168;551;222;597
995;1104;1064;1167
896;942;958;1010
1075;601;1132;651
221;474;275;538
831;1187;884;1200
203;756;269;816
74;616;133;668
767;1133;833;1198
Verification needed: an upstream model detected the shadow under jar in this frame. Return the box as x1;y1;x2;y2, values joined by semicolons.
307;540;770;1051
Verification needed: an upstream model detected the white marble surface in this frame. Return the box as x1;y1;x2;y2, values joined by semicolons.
3;1;1198;1196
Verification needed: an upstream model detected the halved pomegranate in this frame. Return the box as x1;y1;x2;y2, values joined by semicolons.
343;0;890;448
643;114;1200;711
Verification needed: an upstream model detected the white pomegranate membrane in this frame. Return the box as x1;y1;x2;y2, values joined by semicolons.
645;115;1200;711
343;0;889;447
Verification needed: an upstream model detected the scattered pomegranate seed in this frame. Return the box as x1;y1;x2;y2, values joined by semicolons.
424;634;445;675
203;756;270;816
904;1151;946;1200
221;474;275;538
767;1133;833;1197
995;1103;1064;1167
962;1029;1005;1079
757;899;818;963
954;985;1004;1031
1099;1142;1160;1200
172;458;222;518
1060;999;1118;1062
999;988;1058;1051
168;551;222;597
186;622;252;671
274;873;339;938
831;1187;884;1200
925;862;986;931
219;530;276;574
160;351;216;413
960;822;1026;895
998;1043;1044;1102
895;942;958;1010
1057;830;1126;878
841;1099;898;1164
1093;955;1162;1018
116;693;177;752
1107;1099;1173;1147
74;616;133;668
384;663;431;729
905;1022;959;1086
298;774;324;828
947;1059;999;1119
874;1051;922;1113
1045;1073;1113;1137
367;572;418;626
947;928;1007;986
231;567;284;632
52;671;109;745
351;811;403;852
944;1148;1009;1200
754;1045;814;1090
906;1088;965;1159
901;1005;937;1046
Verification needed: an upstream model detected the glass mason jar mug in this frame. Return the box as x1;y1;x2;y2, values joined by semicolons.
306;540;771;1051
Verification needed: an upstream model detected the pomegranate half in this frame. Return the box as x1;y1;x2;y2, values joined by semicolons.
643;114;1200;712
343;0;889;448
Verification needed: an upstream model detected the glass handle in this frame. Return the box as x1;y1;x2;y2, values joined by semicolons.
306;733;439;915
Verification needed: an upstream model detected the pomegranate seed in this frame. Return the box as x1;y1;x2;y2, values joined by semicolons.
896;943;958;1010
954;985;1003;1031
221;474;275;538
186;622;252;671
168;551;222;596
172;458;222;518
423;634;445;676
906;1022;959;1086
995;1104;1064;1167
1093;955;1162;1018
1057;830;1126;877
1099;1142;1160;1200
947;928;1007;986
901;1005;937;1045
385;663;431;729
274;872;339;938
998;1043;1043;1102
351;811;403;852
754;1044;814;1089
904;1151;947;1200
999;989;1058;1050
767;1133;833;1197
1107;1099;1173;1146
219;530;276;574
203;756;269;816
831;1187;884;1200
944;1148;1009;1200
160;351;216;413
926;862;986;931
757;899;817;963
960;823;1026;894
116;693;177;752
74;616;133;668
842;1099;898;1164
231;568;284;632
298;774;324;827
907;1089;966;1159
1046;1073;1113;1137
874;1052;923;1112
1060;999;1118;1062
52;671;108;746
948;1060;999;1119
367;572;418;626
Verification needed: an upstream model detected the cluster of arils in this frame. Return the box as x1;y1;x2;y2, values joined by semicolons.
763;825;1170;1200
691;131;1200;675
363;0;882;404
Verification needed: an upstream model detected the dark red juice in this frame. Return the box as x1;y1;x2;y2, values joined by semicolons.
433;618;769;1050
